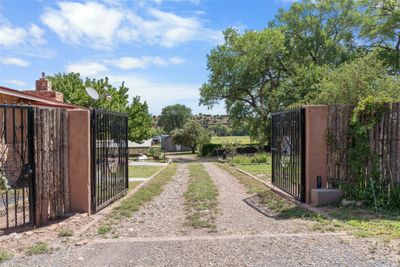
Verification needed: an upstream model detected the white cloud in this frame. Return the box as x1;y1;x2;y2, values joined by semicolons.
0;57;30;67
66;61;108;76
107;73;201;113
0;23;45;47
106;56;184;69
42;2;123;49
41;1;222;49
5;80;27;87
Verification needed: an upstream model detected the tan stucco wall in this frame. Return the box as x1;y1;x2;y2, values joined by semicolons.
68;109;91;213
304;106;329;204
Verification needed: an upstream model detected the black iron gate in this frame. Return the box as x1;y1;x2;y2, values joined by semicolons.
91;109;128;212
271;108;306;202
0;105;35;230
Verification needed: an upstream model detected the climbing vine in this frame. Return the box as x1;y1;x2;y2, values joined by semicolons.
346;96;400;210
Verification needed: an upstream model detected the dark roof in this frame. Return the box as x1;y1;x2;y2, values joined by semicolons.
0;86;84;109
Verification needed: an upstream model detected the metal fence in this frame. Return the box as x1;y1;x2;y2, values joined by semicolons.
0;105;35;230
91;109;128;212
271;108;306;202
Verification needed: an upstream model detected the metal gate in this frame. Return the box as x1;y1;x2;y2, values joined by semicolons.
0;105;35;230
271;108;306;202
91;109;128;212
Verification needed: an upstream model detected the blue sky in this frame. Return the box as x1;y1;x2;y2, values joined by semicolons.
0;0;293;114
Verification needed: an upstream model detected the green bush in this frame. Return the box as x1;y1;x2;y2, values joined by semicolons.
148;147;161;158
229;153;270;165
200;143;222;156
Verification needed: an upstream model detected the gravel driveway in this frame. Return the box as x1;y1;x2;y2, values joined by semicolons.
2;162;398;266
203;163;313;235
84;164;190;238
4;234;396;267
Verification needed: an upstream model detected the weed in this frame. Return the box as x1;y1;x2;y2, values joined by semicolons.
97;225;112;235
58;228;73;237
0;250;12;262
26;242;49;256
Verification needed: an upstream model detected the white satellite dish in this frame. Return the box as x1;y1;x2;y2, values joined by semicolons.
85;87;99;100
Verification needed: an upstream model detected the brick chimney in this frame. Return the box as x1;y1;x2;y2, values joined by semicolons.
36;72;52;91
23;72;64;102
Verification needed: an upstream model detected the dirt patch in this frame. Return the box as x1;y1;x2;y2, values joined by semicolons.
0;213;94;257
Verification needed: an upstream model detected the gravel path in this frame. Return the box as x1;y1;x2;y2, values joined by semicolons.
86;164;190;238
203;163;312;235
4;234;397;267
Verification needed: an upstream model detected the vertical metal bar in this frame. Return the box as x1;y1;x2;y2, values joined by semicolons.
300;108;306;202
91;110;96;212
21;108;26;224
125;115;128;190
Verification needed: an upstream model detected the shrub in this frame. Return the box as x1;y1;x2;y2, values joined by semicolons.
97;225;112;235
148;147;161;158
58;228;73;237
200;143;222;156
26;242;49;256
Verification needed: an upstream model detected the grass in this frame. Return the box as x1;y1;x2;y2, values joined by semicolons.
128;165;163;178
322;206;400;239
211;136;253;145
26;242;49;256
0;250;12;262
237;164;271;177
228;153;272;181
128;181;142;190
184;164;219;230
109;164;177;219
229;153;271;165
97;224;112;235
58;228;73;237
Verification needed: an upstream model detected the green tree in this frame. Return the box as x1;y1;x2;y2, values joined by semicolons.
360;0;400;73
210;123;230;136
271;0;362;67
308;53;400;105
171;120;211;154
127;96;154;142
48;72;129;112
49;72;154;142
157;104;192;134
200;28;288;143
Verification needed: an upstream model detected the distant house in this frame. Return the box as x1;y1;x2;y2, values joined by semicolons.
128;139;153;156
161;135;191;152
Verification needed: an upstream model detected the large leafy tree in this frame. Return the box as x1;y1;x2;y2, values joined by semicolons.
49;72;153;142
271;0;362;67
200;28;288;142
48;73;129;112
157;104;192;134
360;0;400;73
127;96;154;142
171;120;211;154
309;53;400;104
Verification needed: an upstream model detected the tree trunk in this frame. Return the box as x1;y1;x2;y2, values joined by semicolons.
191;147;196;154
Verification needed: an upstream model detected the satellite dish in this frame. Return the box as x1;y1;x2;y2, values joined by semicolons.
85;87;99;100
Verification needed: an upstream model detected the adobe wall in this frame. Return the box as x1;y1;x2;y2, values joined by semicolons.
68;109;91;214
304;106;329;204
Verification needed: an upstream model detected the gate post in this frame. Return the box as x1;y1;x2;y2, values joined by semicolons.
68;109;91;213
304;105;328;204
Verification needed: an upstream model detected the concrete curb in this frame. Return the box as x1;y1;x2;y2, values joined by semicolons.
76;162;171;236
233;167;333;219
